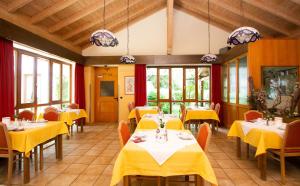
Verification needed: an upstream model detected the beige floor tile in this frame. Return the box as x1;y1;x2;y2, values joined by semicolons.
27;173;58;186
234;159;257;169
216;159;239;169
92;156;114;165
74;155;97;164
47;174;78;186
82;165;107;176
70;175;98;186
209;152;230;160
44;163;70;174
68;149;89;156
62;164;88;175
223;168;251;180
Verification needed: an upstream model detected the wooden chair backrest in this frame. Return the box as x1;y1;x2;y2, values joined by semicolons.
196;123;212;152
210;102;215;110
68;103;79;109
283;120;300;151
135;108;141;123
244;110;263;121
43;111;59;121
0;123;12;155
118;120;131;148
18;110;34;121
128;102;134;112
180;104;186;123
44;106;58;113
214;103;220;115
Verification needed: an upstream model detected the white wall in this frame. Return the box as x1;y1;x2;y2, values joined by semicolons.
82;8;229;56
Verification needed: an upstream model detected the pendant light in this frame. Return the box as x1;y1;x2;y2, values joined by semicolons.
201;0;217;63
120;0;135;64
90;0;118;47
227;0;261;45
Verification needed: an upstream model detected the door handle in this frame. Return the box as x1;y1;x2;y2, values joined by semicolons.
113;97;118;101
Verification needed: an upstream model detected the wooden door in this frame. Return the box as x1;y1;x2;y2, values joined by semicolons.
95;67;118;122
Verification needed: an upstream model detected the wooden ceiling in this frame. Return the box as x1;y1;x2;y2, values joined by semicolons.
0;0;299;55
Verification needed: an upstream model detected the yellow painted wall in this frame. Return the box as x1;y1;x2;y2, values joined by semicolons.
84;66;95;123
118;65;135;121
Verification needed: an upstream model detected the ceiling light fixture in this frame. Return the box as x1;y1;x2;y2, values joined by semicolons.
227;0;261;45
120;0;135;64
90;0;118;47
201;0;217;63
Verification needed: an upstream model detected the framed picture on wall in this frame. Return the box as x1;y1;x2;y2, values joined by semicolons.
124;76;134;95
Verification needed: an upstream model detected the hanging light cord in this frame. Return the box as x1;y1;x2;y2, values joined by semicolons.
127;0;130;55
103;0;106;29
207;0;211;54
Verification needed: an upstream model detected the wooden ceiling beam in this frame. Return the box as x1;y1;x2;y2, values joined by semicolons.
0;5;81;54
7;0;34;13
62;0;142;40
31;0;80;24
167;0;174;55
73;0;165;46
210;0;291;36
289;0;300;5
48;0;115;33
291;28;300;38
244;0;300;26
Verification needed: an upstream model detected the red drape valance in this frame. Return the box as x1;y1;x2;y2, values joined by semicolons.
0;37;14;119
135;64;147;106
75;63;86;109
211;64;223;125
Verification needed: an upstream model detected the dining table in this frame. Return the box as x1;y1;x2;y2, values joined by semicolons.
128;106;158;120
184;107;220;131
37;109;88;132
137;114;184;130
8;121;68;183
228;120;285;180
110;129;217;186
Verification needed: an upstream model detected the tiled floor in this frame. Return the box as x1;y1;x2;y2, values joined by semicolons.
1;123;300;186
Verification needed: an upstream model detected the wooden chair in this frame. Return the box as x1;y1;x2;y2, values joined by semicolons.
244;110;263;158
196;123;212;152
118;121;131;148
0;123;23;185
44;106;58;113
268;120;300;184
68;103;79;109
128;102;134;112
244;110;263;121
135;108;141;124
209;102;215;110
180;104;187;128
18;110;34;121
157;103;162;112
40;111;60;170
213;103;221;132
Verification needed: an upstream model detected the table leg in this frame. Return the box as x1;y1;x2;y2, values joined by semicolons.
80;118;84;132
212;121;216;133
57;134;63;160
195;175;204;186
23;154;30;184
39;144;43;170
259;154;267;180
123;176;129;186
67;125;70;139
34;147;38;171
236;137;241;158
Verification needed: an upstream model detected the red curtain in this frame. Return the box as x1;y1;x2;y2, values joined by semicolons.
211;64;223;125
0;38;14;119
135;64;147;106
75;63;86;109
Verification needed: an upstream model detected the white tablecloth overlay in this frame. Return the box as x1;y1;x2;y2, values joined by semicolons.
136;106;157;110
143;114;178;127
132;130;197;165
241;121;285;138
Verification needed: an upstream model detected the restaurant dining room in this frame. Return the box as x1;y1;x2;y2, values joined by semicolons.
0;0;300;185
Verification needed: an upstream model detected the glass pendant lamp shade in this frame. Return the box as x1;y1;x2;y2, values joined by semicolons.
227;26;260;45
120;55;136;64
201;54;217;63
90;29;119;47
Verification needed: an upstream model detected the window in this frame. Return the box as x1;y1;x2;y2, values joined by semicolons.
147;66;211;116
222;55;248;105
15;49;72;114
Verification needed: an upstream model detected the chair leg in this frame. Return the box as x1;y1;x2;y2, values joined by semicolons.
55;137;58;159
280;154;286;184
34;147;38;171
7;155;13;185
246;144;250;159
18;154;22;170
39;144;44;170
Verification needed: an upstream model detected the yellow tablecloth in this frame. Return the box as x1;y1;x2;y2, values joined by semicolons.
9;121;68;156
185;109;220;122
228;120;283;156
128;108;158;120
37;109;88;126
137;118;184;130
110;130;217;186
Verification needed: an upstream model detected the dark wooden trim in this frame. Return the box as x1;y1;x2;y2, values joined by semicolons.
220;44;248;63
0;19;84;64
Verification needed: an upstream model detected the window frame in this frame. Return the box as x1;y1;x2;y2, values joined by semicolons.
14;48;72;114
147;65;211;113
